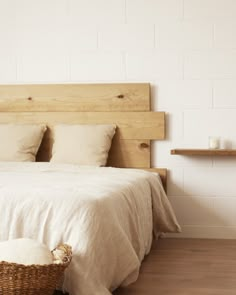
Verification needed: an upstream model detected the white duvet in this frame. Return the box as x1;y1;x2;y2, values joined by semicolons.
0;163;180;295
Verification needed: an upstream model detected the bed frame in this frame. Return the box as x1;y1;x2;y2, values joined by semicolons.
0;83;166;189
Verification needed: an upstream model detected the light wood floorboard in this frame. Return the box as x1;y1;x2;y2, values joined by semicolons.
114;238;236;295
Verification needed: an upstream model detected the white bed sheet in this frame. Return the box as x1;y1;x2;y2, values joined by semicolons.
0;163;180;295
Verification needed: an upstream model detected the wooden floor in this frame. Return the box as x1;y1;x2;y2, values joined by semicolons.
114;238;236;295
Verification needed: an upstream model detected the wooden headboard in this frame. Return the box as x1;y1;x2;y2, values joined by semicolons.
0;83;166;188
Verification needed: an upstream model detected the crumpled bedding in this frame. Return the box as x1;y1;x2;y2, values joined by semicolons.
0;163;180;295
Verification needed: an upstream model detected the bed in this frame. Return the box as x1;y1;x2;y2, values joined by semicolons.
0;83;180;295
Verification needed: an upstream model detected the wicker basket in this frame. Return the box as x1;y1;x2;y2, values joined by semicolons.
0;244;72;295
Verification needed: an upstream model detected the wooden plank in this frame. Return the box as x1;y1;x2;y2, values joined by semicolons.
0;83;150;112
108;139;150;168
0;112;165;140
171;149;236;156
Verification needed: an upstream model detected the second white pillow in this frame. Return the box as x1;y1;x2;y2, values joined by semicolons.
51;124;116;166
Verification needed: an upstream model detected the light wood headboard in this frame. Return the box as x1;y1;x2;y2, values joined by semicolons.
0;83;166;188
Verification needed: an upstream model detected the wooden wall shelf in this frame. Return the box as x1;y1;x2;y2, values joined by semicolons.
171;149;236;156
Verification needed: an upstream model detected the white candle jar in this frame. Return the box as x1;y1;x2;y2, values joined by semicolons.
208;136;220;149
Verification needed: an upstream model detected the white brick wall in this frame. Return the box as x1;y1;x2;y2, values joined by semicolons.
157;80;212;109
184;51;236;79
68;24;98;52
126;52;183;80
0;56;17;83
18;55;69;82
184;110;236;147
184;0;236;19
98;24;155;50
213;80;236;108
214;22;236;49
15;0;67;25
156;21;213;50
1;0;236;238
70;52;125;81
127;0;183;22
69;0;126;24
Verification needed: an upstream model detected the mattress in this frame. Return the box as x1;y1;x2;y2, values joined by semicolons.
0;163;180;295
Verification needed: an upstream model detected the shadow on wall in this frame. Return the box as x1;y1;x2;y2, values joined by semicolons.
150;84;158;111
149;84;171;140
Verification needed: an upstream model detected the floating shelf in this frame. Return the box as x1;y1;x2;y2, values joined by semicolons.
170;149;236;156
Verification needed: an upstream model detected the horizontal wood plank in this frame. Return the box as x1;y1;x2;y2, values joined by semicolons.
0;83;150;112
0;112;165;140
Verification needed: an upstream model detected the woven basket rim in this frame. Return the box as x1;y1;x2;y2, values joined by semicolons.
0;247;72;268
0;256;71;268
0;243;72;294
0;243;72;268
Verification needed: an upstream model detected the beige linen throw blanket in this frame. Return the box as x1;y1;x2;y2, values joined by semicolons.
0;163;180;295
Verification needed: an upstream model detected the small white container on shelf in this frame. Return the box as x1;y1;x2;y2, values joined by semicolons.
208;136;220;149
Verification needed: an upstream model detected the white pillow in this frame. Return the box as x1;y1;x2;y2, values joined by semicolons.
0;238;53;265
0;124;46;162
51;124;116;166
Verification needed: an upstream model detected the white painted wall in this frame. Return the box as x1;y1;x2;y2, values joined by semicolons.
1;0;236;238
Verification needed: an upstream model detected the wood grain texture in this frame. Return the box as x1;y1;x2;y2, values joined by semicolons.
108;139;151;168
114;238;236;295
0;83;166;185
171;149;236;156
0;83;150;112
0;112;165;140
